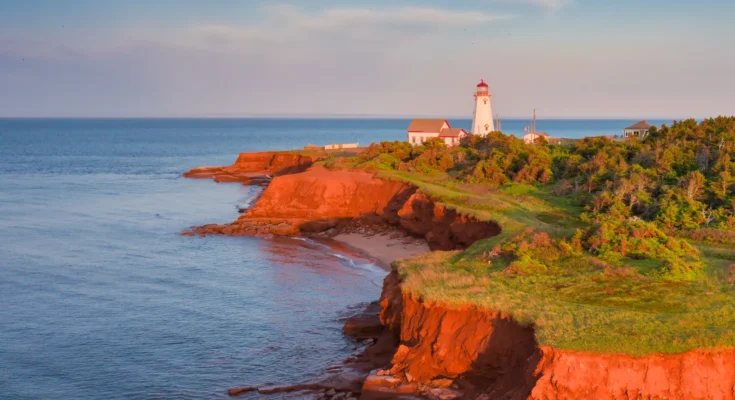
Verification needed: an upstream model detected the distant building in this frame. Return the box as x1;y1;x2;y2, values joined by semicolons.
406;119;467;146
407;119;450;145
323;143;359;150
439;128;468;146
523;131;549;144
624;120;653;139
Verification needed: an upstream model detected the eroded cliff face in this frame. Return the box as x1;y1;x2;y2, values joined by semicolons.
396;193;500;250
183;151;315;183
189;166;415;237
369;270;540;400
530;347;735;400
187;166;500;251
371;270;735;400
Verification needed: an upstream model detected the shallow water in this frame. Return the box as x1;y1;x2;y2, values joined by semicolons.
0;118;666;399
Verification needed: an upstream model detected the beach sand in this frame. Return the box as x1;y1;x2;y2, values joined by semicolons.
332;231;430;269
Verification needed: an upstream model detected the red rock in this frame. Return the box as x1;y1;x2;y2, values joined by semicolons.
242;166;411;221
343;313;384;340
372;269;735;400
397;192;500;250
362;370;418;393
183;151;316;183
227;386;257;396
183;152;501;248
529;346;735;400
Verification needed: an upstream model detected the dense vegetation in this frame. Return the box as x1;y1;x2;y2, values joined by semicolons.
325;117;735;354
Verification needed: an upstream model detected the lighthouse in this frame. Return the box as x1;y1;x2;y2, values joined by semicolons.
471;80;494;136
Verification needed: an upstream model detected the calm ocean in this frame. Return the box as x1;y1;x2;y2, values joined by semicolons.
0;118;669;399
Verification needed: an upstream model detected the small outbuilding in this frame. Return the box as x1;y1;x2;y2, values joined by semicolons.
439;128;467;146
624;120;653;139
523;131;549;144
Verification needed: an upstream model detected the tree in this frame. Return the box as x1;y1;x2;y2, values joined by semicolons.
681;170;706;201
710;170;733;201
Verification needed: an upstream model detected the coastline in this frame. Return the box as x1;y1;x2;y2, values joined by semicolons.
331;231;430;271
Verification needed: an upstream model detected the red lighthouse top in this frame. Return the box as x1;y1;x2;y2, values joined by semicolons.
477;79;488;88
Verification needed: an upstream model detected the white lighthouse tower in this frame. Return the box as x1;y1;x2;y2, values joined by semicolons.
471;79;494;136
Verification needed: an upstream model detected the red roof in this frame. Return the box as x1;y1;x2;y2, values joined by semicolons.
439;128;467;138
407;119;450;133
477;79;488;88
625;120;653;130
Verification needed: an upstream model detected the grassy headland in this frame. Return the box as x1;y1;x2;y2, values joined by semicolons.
321;117;735;355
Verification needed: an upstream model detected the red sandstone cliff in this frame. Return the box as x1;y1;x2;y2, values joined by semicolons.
187;166;500;251
183;151;316;183
366;269;735;400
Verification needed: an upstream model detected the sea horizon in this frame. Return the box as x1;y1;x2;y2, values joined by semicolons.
0;115;701;121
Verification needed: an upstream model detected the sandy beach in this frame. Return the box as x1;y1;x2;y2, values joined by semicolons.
332;231;430;269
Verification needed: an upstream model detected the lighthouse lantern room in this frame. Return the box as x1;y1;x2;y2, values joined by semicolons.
471;79;494;136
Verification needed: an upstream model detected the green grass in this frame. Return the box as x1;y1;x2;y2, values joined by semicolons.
366;169;735;355
396;248;735;356
377;171;584;237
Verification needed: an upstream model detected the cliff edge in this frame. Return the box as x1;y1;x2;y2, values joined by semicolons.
364;268;735;400
186;164;500;251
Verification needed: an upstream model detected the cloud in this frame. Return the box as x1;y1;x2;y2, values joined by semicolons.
188;5;513;52
293;6;513;28
179;4;516;70
496;0;572;11
264;4;512;28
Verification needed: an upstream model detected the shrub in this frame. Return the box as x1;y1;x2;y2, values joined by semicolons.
584;219;702;280
505;254;548;275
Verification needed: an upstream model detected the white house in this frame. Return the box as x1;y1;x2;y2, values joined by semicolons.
439;128;467;146
523;131;549;144
624;120;653;139
406;120;468;147
407;119;450;145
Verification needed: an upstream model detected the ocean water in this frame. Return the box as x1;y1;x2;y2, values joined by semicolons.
0;118;668;399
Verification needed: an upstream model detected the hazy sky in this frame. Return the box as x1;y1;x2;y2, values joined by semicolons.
1;0;734;118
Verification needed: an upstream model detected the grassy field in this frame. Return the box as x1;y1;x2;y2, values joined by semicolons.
376;170;735;355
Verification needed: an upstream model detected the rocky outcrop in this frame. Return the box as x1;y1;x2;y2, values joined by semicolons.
183;151;316;183
368;269;735;400
396;193;500;250
186;166;500;251
368;270;540;399
187;166;415;237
